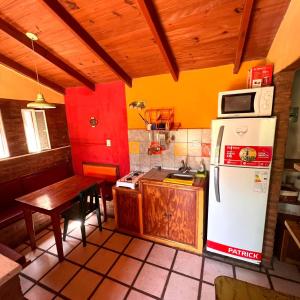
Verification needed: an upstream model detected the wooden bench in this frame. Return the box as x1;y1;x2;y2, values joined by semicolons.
280;220;300;261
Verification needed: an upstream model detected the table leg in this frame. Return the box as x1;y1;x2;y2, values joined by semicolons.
23;208;36;250
280;228;290;261
51;213;64;262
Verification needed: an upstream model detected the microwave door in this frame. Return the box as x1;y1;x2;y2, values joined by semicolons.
221;92;256;115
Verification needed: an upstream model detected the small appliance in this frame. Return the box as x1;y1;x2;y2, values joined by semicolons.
218;86;274;118
116;171;145;189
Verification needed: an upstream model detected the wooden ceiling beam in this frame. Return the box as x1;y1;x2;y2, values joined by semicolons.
0;53;65;94
233;0;254;74
0;17;95;90
41;0;132;87
137;0;179;81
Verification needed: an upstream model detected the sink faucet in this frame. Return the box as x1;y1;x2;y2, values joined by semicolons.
178;158;191;174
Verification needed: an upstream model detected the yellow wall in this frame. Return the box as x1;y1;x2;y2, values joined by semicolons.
0;64;64;103
267;0;300;73
126;60;265;129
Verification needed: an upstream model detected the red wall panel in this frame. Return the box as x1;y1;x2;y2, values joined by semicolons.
65;81;130;177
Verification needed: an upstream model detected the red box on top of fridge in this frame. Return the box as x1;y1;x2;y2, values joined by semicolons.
247;64;273;88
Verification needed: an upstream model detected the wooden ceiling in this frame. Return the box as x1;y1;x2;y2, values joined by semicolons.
0;0;290;93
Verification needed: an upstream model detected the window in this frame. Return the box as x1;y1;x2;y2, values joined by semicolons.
21;109;51;153
0;110;9;158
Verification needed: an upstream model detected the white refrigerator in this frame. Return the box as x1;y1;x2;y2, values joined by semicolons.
207;117;276;264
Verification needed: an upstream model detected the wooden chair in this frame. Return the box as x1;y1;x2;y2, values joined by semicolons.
61;184;102;246
82;162;120;221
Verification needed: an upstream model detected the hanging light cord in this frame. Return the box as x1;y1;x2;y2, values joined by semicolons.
31;39;42;94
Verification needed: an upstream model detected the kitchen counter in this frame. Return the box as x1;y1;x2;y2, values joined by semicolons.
140;168;207;189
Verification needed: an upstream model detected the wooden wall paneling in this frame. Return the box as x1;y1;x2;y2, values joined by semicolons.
262;70;295;265
137;0;179;81
41;0;132;87
233;0;254;74
0;17;95;90
168;188;196;246
0;54;65;94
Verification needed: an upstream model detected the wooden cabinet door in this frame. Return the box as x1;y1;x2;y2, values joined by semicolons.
142;183;169;239
168;188;197;246
115;189;140;233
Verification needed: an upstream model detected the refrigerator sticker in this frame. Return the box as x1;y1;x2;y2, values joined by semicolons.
254;171;268;193
224;145;273;166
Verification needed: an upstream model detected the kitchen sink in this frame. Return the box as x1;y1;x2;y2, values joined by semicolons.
166;173;194;180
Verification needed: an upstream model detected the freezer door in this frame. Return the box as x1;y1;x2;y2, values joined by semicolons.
211;117;276;168
207;165;270;264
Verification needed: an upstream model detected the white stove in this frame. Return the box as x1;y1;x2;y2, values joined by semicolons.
116;171;145;189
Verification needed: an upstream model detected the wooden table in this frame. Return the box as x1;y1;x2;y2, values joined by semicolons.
280;220;300;261
16;175;101;261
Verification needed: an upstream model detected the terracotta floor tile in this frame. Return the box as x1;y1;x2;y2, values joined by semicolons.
91;278;128;300
22;253;58;280
48;236;80;256
109;255;142;285
86;248;119;274
61;268;102;300
87;229;113;245
164;272;199;300
236;267;270;288
86;214;101;226
125;238;153;260
200;283;215;300
203;258;233;284
69;224;96;239
146;244;176;269
104;233;131;252
103;218;116;230
134;263;169;297
36;231;56;250
271;276;300;297
40;260;80;291
127;290;155;300
24;285;55;300
35;229;51;240
269;258;300;282
173;251;202;278
21;247;43;262
67;242;99;265
19;275;34;294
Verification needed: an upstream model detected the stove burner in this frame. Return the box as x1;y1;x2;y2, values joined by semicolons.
126;177;132;181
133;172;140;176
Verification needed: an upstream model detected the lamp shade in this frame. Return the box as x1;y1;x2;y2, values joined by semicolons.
27;93;56;109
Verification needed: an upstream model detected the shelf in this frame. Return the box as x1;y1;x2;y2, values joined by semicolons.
279;199;300;206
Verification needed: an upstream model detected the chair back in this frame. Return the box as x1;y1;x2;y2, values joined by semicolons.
78;184;99;218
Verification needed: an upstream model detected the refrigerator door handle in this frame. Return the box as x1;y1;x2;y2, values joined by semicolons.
214;166;221;202
215;125;224;165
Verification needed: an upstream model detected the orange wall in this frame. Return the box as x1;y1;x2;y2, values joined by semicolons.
267;0;300;73
0;64;64;103
126;60;265;129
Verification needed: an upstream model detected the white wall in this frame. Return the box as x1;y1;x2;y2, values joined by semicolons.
285;70;300;159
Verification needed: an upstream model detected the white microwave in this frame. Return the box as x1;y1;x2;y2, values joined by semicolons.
218;86;274;118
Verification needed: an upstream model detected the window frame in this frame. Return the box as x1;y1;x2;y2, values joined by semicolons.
0;110;9;159
21;109;51;153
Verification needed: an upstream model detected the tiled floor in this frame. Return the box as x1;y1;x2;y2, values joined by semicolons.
17;213;300;300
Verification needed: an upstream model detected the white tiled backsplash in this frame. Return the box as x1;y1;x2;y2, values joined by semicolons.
128;129;211;172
